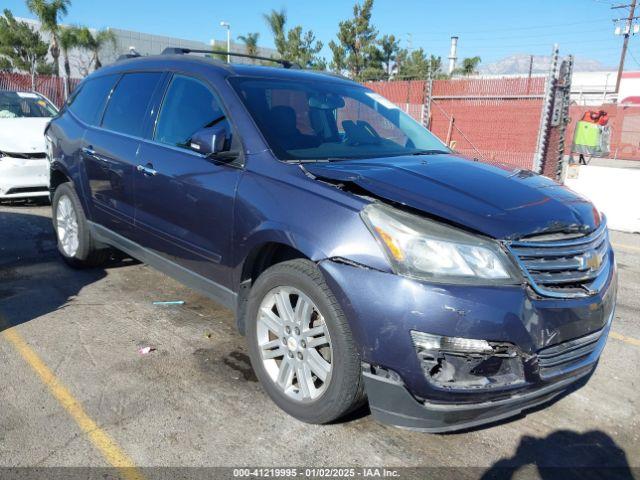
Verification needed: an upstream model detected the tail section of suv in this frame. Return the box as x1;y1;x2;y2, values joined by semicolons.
45;53;617;432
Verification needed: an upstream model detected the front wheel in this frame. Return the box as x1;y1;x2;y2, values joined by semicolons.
246;259;365;424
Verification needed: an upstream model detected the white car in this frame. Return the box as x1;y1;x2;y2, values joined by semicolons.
0;90;58;200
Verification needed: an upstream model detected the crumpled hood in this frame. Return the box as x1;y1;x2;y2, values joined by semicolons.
305;154;601;240
0;118;50;154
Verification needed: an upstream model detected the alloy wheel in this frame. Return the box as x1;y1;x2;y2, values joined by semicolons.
56;195;79;257
256;286;333;403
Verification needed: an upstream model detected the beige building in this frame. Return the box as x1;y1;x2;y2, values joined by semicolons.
16;17;278;78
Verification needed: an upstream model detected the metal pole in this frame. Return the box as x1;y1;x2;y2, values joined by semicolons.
603;72;611;104
220;21;231;63
614;0;637;93
63;74;69;101
526;55;533;94
533;45;559;174
446;116;455;146
555;56;574;181
422;69;433;129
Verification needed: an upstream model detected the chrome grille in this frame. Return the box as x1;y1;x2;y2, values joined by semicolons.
507;222;610;299
537;327;604;379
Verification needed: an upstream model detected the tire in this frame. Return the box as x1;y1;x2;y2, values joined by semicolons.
52;182;111;268
246;259;366;424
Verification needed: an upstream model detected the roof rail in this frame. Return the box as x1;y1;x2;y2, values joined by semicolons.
161;47;300;69
116;52;141;62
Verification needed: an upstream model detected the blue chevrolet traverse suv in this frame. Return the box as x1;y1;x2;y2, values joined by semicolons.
45;50;617;432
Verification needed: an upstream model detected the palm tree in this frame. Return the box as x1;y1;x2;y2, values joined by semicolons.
237;32;259;58
26;0;70;77
263;9;287;57
59;26;80;95
76;27;116;71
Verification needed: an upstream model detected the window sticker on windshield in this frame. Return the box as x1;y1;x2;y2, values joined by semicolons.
16;92;39;99
37;100;47;107
365;92;399;110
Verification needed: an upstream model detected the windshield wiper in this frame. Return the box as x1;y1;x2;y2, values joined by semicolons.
285;159;331;164
286;157;357;163
410;149;450;156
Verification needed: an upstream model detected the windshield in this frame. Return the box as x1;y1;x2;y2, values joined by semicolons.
229;77;449;161
0;91;58;119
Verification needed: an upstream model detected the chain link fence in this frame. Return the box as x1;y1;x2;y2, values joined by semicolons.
364;77;547;171
0;73;81;108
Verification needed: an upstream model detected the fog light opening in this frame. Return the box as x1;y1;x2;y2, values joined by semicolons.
410;331;526;390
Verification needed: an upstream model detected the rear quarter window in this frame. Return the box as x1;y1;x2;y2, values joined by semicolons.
68;74;118;125
101;72;164;137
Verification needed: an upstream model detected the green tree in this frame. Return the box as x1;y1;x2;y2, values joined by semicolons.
378;34;399;79
0;57;11;71
328;0;383;80
396;48;428;79
25;0;70;77
0;9;52;89
285;26;324;69
76;27;116;71
237;32;259;57
263;9;324;69
454;56;481;76
396;48;444;79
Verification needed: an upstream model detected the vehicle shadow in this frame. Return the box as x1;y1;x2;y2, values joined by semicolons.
0;209;134;332
481;429;634;480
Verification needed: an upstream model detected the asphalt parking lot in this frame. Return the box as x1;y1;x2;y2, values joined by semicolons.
0;202;638;479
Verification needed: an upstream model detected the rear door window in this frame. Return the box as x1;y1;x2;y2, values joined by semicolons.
154;74;228;148
101;72;164;137
68;74;118;125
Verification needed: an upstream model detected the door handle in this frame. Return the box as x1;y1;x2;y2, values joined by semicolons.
136;164;158;176
82;146;110;164
81;146;96;157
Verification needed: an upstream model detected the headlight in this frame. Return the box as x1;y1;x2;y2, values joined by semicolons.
361;203;521;285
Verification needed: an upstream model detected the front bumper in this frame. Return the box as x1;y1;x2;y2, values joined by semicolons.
319;254;617;432
363;307;611;432
0;157;49;198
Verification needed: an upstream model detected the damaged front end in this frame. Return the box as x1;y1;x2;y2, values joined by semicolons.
410;331;528;390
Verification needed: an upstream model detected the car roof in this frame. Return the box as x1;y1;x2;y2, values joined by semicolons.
92;54;357;87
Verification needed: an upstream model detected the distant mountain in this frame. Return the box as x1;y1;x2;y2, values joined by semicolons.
480;54;613;75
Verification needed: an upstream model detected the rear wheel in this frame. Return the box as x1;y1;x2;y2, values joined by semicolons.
246;259;365;424
52;183;110;268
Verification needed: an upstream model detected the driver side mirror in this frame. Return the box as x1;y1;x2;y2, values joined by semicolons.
189;124;231;157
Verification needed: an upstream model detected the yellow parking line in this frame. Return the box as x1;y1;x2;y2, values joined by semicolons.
610;331;640;347
0;318;145;480
611;243;640;253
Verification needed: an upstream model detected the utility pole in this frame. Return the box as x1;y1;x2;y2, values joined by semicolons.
526;55;534;94
613;0;638;93
406;32;413;52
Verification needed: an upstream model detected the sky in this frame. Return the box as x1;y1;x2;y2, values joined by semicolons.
3;0;636;70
